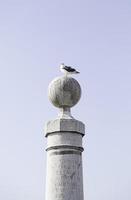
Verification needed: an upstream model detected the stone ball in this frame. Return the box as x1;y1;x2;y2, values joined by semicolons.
48;76;81;108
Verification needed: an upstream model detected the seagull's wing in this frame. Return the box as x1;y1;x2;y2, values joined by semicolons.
64;66;76;72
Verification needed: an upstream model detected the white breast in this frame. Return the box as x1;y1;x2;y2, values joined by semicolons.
60;67;68;74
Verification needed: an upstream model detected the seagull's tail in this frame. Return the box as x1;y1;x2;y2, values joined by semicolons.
76;71;80;74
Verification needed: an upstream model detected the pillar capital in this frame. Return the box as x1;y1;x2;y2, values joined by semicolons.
45;118;85;137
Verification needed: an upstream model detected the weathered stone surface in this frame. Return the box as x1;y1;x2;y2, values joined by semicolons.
48;76;81;108
45;118;85;200
45;75;85;200
45;152;84;200
46;131;83;151
45;118;85;136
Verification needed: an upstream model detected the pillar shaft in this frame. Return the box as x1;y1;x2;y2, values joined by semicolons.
45;119;85;200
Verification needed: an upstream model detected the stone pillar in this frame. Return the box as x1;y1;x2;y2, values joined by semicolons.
45;76;85;200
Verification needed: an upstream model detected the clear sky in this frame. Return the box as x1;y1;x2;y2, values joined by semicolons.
0;0;131;200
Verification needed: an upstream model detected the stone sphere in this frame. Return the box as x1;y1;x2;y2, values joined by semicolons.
48;76;81;108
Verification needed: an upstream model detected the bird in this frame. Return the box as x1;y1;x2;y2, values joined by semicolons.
60;63;80;75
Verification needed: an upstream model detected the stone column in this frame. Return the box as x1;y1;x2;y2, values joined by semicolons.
45;76;85;200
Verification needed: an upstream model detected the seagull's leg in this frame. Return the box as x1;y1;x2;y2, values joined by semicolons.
65;71;68;77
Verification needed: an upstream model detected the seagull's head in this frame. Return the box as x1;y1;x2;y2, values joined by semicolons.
60;63;65;70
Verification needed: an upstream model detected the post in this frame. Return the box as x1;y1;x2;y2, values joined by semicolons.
45;76;85;200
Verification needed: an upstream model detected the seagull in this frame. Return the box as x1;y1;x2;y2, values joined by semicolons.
60;63;80;75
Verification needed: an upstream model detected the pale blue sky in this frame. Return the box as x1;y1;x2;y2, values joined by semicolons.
0;0;131;200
